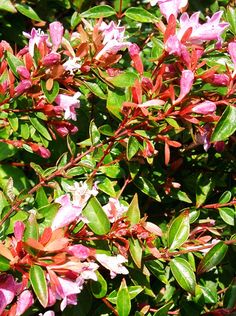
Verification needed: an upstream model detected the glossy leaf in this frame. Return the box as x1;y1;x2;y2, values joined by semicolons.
89;120;100;145
134;177;161;202
146;260;168;284
117;279;131;316
0;255;10;271
15;3;43;21
125;7;158;23
107;286;143;304
97;177;116;197
225;6;236;34
90;271;107;298
219;207;235;226
129;238;142;268
41;80;60;103
29;116;52;141
197;242;228;274
80;5;116;18
126;194;140;225
0;143;17;162
127;136;140;160
170;257;196;295
107;89;125;119
0;0;16;13
6;51;24;78
219;191;232;204
224;278;236;308
196;173;214;208
84;81;107;99
153;302;173;316
109;72;138;88
30;265;48;307
211;105;236;141
168;211;190;250
82;197;110;235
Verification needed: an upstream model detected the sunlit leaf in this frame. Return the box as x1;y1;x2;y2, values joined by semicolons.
168;211;190;250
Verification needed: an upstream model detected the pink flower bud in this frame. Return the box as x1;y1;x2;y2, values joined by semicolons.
16;66;30;79
37;146;51;158
128;43;140;57
42;52;61;66
210;74;229;86
192;100;216;114
14;80;32;96
49;21;64;51
16;290;34;316
14;221;25;242
174;69;194;104
67;245;91;260
228;41;236;71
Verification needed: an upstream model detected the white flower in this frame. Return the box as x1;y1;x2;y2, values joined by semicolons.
63;57;81;75
96;254;129;279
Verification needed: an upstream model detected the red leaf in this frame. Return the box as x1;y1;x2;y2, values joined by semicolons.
164;14;176;43
165;142;170;165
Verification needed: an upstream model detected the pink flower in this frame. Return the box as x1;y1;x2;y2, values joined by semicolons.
49;22;64;51
37;146;51;159
0;274;20;314
17;66;30;79
174;69;194;104
67;181;98;209
39;311;55;316
63;57;81;75
14;221;25;242
67;245;92;260
103;198;127;223
151;0;188;20
42;52;61;66
96;254;129;279
165;35;182;56
16;290;34;316
192;100;216;114
51;194;82;230
14;79;32;96
96;21;131;60
178;11;229;45
23;28;49;57
55;92;81;121
209;74;229;86
195;124;211;151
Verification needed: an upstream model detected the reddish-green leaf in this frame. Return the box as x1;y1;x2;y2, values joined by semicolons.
29;265;48;307
170;257;196;295
197;242;228;274
168;211;190;250
82;197;110;235
117;279;131;316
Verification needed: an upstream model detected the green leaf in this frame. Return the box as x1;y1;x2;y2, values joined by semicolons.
127;136;140;160
8;113;18;132
146;260;168;284
200;285;218;304
41;80;59;103
100;165;125;178
82;197;110;235
90;271;107;298
0;143;17;162
219;207;235;226
0;255;10;271
29;265;48;307
5;210;28;234
126;194;140;225
15;3;43;21
6;51;24;78
170;257;196;295
170;189;192;203
80;5;116;18
197;241;228;274
219;191;232;204
107;286;143;304
84;81;107;99
0;165;30;195
224;277;236;308
117;279;131;316
153;302;173;316
109;72;138;88
29;116;52;141
196;173;214;208
134;177;161;202
225;7;236;35
125;7;158;23
99;124;114;136
211;105;236;141
97;177;116;197
107;89;125;119
129;238;142;268
89;120;100;145
24;211;39;242
168;210;190;250
0;0;16;13
35;187;48;209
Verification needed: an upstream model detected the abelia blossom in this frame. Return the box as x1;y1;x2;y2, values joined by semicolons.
51;194;82;230
96;254;129;279
209;74;229;86
39;311;55;316
174;69;194;104
178;11;229;45
228;41;236;76
96;21;131;60
67;181;98;209
42;52;61;67
0;274;20;314
67;244;93;260
14;221;25;242
151;0;188;20
63;57;81;74
55;92;81;121
16;290;34;316
14;79;32;96
192;100;216;114
16;66;30;79
49;21;64;51
103;198;128;223
23;28;49;57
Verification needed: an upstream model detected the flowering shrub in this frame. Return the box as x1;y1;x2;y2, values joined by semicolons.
0;0;235;315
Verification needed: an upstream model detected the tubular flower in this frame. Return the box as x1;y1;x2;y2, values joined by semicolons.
49;21;64;51
103;198;128;223
55;92;81;121
0;274;21;315
228;41;236;77
174;69;194;104
23;28;49;57
96;254;129;279
16;290;34;316
192;100;216;114
151;0;188;20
